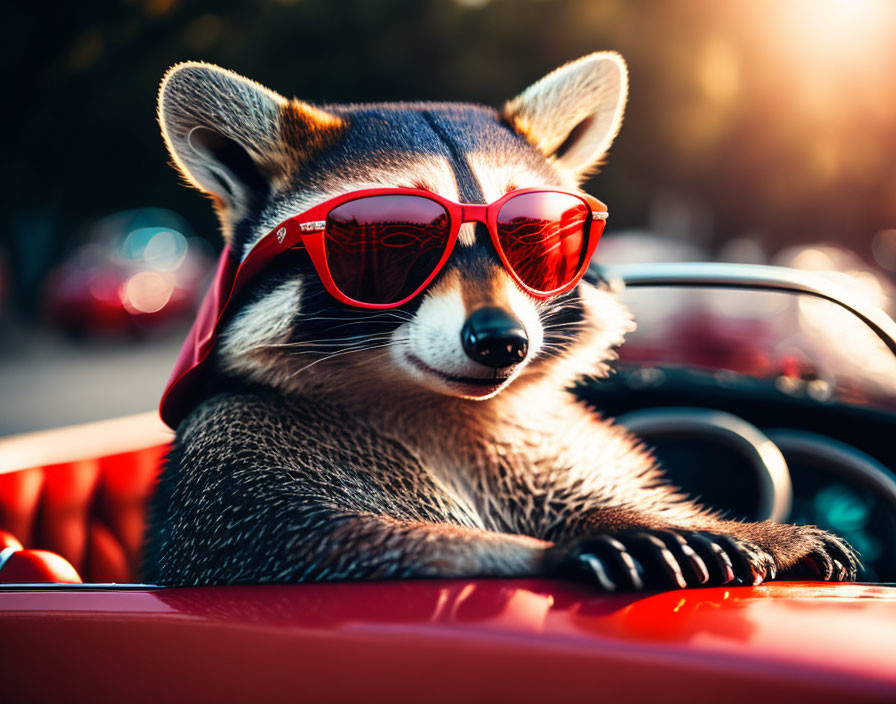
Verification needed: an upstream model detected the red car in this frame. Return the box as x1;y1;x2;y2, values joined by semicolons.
1;262;895;702
42;208;212;337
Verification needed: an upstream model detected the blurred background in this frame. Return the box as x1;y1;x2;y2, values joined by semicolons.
3;0;896;434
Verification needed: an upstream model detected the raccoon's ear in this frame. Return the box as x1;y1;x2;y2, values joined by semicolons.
503;52;628;181
158;62;346;241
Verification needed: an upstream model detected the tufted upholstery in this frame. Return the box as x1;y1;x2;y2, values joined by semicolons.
0;413;171;583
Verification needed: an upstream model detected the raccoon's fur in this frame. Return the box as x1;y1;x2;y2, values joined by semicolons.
145;54;858;589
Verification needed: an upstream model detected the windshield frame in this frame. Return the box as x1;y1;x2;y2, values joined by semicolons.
596;262;896;357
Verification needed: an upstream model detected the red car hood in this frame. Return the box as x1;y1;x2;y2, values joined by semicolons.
1;580;894;703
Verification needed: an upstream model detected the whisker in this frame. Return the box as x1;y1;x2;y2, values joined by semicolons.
285;342;402;379
262;332;398;349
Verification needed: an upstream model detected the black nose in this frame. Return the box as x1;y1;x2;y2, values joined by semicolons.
461;306;529;368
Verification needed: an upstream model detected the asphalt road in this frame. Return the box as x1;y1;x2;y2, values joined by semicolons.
0;325;187;436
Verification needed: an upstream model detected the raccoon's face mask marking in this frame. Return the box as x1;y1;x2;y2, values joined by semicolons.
158;53;630;424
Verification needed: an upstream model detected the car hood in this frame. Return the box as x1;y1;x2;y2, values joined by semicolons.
1;579;894;703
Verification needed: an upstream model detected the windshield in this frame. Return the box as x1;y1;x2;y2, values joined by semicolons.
615;286;896;413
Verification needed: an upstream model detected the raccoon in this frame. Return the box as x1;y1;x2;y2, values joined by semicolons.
145;53;858;589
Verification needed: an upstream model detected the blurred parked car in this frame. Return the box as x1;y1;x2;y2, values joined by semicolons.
42;208;213;337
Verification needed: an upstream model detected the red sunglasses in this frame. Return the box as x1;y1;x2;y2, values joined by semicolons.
160;186;607;427
280;186;607;308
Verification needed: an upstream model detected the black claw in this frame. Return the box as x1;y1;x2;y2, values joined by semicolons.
600;536;646;591
659;532;710;585
832;559;848;582
657;545;688;589
825;536;860;579
679;542;710;585
751;548;776;585
753;565;767;586
628;553;647;590
626;532;688;589
713;535;759;586
577;553;617;591
814;551;835;580
688;533;736;585
563;535;647;591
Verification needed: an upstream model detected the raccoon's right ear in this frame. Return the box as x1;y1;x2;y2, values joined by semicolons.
158;62;346;241
503;52;628;181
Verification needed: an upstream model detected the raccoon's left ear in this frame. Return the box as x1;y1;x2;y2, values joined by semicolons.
503;52;628;181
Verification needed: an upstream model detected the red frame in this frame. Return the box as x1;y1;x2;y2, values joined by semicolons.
279;186;608;308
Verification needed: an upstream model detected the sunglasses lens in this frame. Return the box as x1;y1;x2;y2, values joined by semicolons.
496;192;590;293
325;195;451;305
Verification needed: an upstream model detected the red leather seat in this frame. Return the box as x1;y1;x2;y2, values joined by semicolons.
0;531;83;583
0;413;170;583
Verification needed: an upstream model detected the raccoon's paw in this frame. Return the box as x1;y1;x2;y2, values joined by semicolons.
550;529;778;592
771;526;859;582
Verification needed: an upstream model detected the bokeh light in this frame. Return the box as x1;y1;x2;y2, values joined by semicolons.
122;271;175;314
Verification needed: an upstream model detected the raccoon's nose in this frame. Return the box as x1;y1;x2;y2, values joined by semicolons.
461;306;529;368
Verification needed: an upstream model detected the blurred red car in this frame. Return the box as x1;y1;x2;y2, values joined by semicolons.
42;208;212;337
